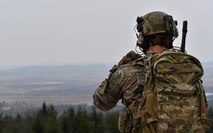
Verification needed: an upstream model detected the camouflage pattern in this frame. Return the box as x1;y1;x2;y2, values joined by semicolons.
93;49;208;133
93;51;146;132
93;51;145;112
131;49;208;133
137;11;178;37
136;11;178;52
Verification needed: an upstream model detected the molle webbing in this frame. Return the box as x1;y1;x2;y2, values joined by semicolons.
134;49;208;132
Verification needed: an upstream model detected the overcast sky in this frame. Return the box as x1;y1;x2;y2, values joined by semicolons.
0;0;212;67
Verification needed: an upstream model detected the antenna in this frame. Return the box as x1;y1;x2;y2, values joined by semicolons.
181;21;188;53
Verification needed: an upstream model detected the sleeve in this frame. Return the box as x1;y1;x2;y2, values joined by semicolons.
93;66;124;111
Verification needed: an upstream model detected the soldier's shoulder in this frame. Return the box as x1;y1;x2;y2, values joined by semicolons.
118;51;143;66
119;56;146;68
109;65;118;73
109;58;143;72
116;57;146;76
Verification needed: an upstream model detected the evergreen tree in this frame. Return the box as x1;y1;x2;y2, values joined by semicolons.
2;115;15;133
41;102;48;119
74;106;92;133
206;107;213;133
59;114;69;133
103;112;119;133
0;114;4;133
45;105;59;133
90;106;104;133
31;115;45;133
0;104;130;133
59;107;75;133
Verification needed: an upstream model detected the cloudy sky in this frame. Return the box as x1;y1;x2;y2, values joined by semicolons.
0;0;212;66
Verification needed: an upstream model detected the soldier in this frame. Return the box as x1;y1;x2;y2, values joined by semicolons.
93;11;208;133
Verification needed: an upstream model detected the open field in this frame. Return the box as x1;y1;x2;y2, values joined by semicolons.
0;63;212;106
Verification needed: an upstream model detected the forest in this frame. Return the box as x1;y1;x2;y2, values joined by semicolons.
0;102;119;133
0;102;213;133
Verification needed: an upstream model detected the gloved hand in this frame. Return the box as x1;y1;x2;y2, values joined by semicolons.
118;51;141;66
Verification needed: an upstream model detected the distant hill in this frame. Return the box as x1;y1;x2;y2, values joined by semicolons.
202;62;213;87
0;63;212;106
0;64;113;105
202;62;213;103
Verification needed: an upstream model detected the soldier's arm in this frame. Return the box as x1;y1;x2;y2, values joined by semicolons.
93;66;124;111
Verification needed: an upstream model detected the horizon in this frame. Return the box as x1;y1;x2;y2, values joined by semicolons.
0;60;213;69
0;62;212;107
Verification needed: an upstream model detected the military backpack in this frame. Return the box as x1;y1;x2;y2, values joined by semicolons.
131;49;208;133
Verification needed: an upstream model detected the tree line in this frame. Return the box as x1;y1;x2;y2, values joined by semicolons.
1;102;213;133
0;102;119;133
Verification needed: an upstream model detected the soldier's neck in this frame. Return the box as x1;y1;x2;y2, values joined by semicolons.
147;45;165;53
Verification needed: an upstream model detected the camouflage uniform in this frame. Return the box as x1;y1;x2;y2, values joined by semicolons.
93;51;146;132
93;11;208;132
93;50;208;133
93;51;144;111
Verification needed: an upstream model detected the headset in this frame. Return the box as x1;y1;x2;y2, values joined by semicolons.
134;12;178;54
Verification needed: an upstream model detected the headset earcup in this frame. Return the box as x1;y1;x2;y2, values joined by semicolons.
136;33;144;47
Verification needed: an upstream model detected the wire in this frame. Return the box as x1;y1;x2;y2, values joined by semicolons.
134;25;139;39
135;45;144;55
172;46;187;53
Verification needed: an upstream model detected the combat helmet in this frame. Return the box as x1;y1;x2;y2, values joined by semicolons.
136;11;178;53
